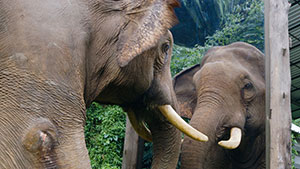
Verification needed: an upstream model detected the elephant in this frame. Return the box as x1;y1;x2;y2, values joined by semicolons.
0;0;208;168
173;42;265;169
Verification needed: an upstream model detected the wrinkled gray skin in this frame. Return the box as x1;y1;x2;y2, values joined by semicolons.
0;0;181;168
174;42;265;169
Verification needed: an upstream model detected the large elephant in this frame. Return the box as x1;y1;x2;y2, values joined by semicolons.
174;42;265;168
0;0;208;168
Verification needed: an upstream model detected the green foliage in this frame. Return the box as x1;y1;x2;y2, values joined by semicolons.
84;103;126;169
171;44;209;76
205;0;264;52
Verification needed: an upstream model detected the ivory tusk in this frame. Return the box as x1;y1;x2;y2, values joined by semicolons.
127;110;152;142
158;105;208;142
218;127;242;149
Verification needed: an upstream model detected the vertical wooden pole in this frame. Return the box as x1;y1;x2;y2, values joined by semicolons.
264;0;292;168
122;116;144;169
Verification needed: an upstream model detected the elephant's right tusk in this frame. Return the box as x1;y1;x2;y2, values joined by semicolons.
218;127;242;149
158;105;208;142
127;110;152;142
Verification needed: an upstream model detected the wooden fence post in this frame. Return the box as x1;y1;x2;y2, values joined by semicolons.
264;0;292;168
122;116;144;169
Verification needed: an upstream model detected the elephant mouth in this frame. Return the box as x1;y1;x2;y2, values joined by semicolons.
231;135;265;168
127;109;153;142
127;105;208;142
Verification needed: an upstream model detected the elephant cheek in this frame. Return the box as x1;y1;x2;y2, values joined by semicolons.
145;85;170;106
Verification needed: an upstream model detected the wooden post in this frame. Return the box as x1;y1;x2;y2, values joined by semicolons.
264;0;292;168
122;116;144;169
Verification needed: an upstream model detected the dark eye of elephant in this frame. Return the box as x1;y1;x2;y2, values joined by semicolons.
242;82;255;101
162;43;170;54
243;82;253;90
161;43;170;64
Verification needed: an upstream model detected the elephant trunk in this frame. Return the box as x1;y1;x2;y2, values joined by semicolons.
149;116;181;169
181;107;230;169
149;90;182;169
149;83;184;169
128;92;182;168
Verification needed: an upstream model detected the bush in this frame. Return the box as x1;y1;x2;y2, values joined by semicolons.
84;103;126;169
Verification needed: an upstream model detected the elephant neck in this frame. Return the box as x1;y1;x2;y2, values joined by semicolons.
227;132;265;169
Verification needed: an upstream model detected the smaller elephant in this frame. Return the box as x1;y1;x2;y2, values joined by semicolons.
174;42;265;169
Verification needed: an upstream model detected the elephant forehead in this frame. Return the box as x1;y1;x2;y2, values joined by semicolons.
200;58;264;86
198;61;245;79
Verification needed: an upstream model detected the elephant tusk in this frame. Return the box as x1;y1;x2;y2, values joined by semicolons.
158;105;208;142
127;110;152;142
218;127;242;149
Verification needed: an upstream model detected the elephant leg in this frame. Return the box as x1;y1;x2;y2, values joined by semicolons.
149;117;181;169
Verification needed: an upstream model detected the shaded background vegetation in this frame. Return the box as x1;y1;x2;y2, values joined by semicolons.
171;0;248;47
83;0;293;168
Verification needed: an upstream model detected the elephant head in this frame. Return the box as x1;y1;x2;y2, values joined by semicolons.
174;42;265;169
0;0;207;168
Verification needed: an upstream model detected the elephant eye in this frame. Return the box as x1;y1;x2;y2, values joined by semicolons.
242;82;255;101
161;43;170;64
243;82;253;90
161;43;170;54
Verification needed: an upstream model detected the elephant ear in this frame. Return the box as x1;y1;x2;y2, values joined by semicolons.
173;64;201;119
117;0;180;67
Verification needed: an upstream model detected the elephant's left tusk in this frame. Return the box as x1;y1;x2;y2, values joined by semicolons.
127;110;152;142
218;127;242;149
